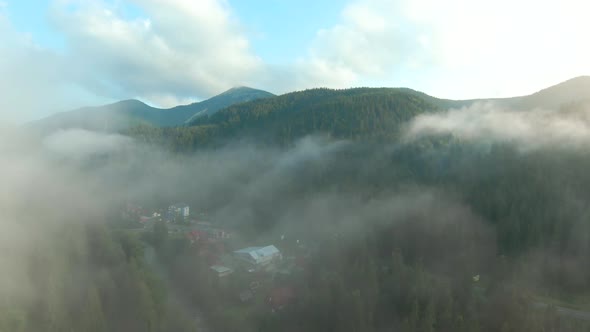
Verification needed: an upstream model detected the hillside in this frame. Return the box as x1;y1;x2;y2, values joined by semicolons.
192;87;465;141
29;99;157;133
127;87;454;150
480;76;590;109
29;87;275;133
173;86;276;122
123;78;590;332
513;76;590;109
11;77;590;332
125;77;590;150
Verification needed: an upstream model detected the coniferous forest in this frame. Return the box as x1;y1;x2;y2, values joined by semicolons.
3;85;590;332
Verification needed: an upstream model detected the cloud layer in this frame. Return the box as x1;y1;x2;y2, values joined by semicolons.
51;0;262;106
1;0;590;122
294;0;590;97
406;101;590;150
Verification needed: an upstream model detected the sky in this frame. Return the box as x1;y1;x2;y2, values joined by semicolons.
1;0;589;123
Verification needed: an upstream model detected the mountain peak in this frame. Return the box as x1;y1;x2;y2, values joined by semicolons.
229;85;251;90
110;99;149;108
179;86;275;121
220;86;271;95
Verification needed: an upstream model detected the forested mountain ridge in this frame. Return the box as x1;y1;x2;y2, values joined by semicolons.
126;88;465;150
128;77;590;150
28;86;275;132
28;99;156;133
174;86;276;122
6;77;590;332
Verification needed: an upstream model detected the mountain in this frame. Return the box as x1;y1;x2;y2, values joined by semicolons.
126;77;590;150
484;76;590;109
513;76;590;109
31;77;590;143
192;77;590;140
171;86;276;123
28;99;158;133
188;87;466;141
29;87;275;133
128;87;469;150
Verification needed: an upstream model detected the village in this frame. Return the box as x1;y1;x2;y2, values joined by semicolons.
123;202;311;315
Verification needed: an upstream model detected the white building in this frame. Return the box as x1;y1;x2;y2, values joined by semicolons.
233;245;282;268
210;265;233;278
169;203;189;218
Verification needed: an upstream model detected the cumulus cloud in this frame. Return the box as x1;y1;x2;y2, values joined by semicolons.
0;8;103;123
307;0;429;81
290;0;590;97
405;102;590;150
3;0;590;122
0;0;267;122
260;0;429;91
49;0;262;107
0;48;98;123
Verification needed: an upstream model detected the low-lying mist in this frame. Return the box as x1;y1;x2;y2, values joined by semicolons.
405;100;590;151
3;107;590;331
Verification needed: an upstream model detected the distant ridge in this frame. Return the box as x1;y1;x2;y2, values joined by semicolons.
28;77;590;136
516;76;590;108
172;86;275;123
173;76;590;145
28;87;275;133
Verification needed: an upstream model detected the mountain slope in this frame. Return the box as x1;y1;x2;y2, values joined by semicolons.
187;87;473;142
29;87;275;132
127;77;590;150
483;76;590;109
172;86;275;123
127;87;468;150
514;76;590;109
29;100;158;133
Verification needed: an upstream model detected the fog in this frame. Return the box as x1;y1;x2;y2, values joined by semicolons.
405;101;590;150
0;123;496;318
3;105;590;330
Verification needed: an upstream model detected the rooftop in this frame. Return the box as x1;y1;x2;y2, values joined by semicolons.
210;265;232;274
234;245;281;264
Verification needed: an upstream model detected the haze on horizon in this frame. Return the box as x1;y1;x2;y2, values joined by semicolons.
1;0;589;123
4;2;590;332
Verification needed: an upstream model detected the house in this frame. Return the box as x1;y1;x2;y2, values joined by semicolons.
169;203;190;218
233;245;282;270
207;228;232;240
210;265;233;278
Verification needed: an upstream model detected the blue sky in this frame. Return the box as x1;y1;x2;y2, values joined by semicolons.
4;0;345;60
1;0;589;122
231;1;345;63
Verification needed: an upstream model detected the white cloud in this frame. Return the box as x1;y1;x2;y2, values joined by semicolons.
405;102;590;150
49;0;263;105
3;0;590;122
265;0;425;91
0;4;111;124
310;0;424;76
0;0;266;122
43;128;133;158
292;0;590;98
